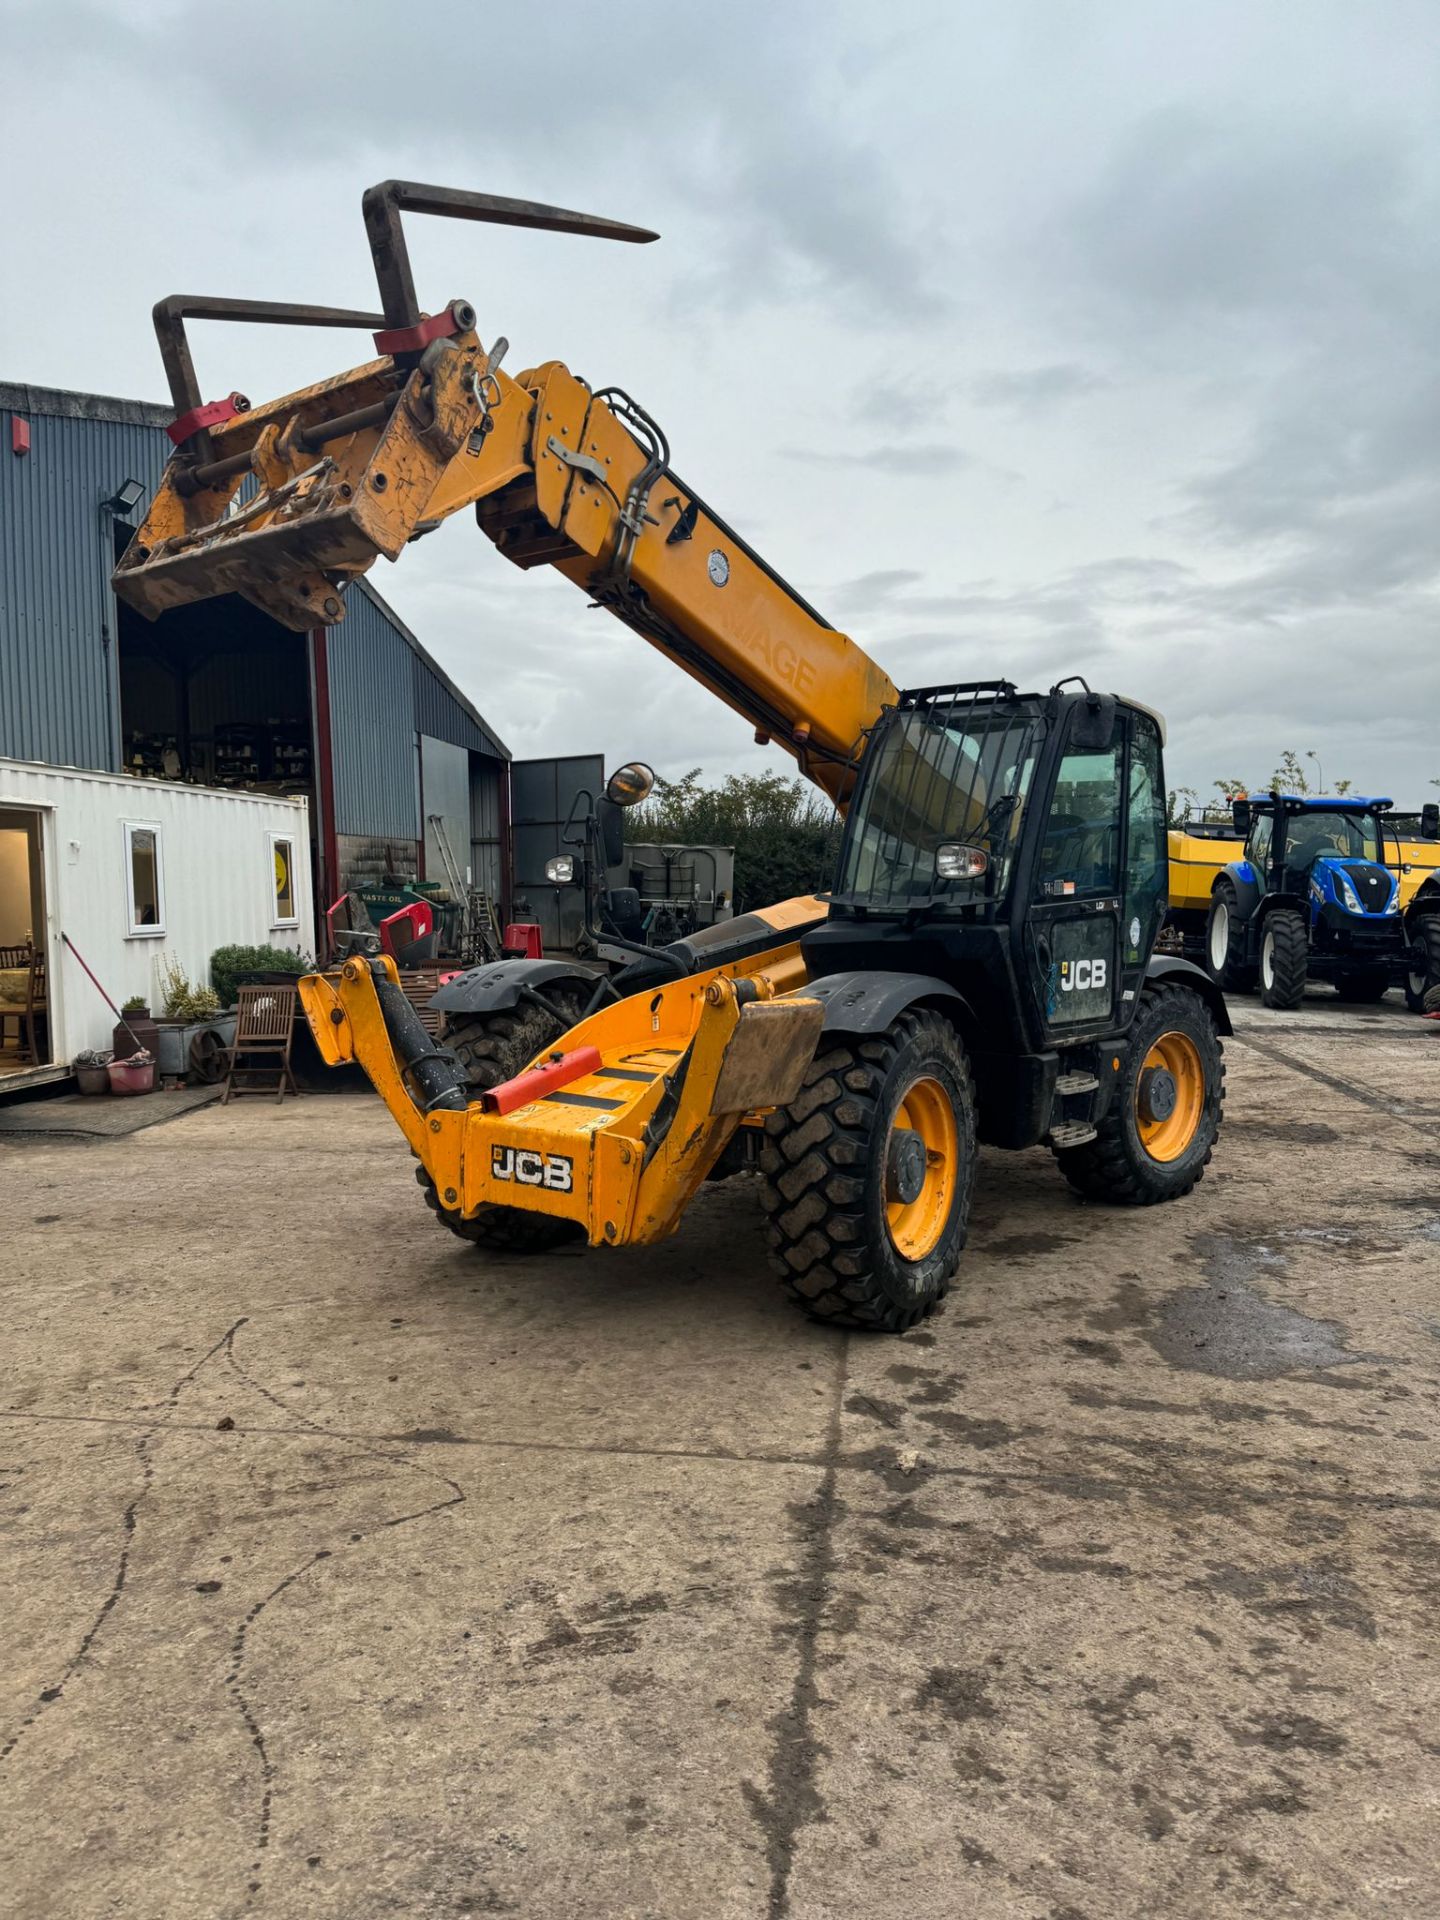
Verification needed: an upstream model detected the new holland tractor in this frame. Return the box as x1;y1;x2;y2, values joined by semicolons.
1205;793;1440;1011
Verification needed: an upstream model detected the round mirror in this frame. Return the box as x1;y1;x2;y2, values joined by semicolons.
605;761;656;808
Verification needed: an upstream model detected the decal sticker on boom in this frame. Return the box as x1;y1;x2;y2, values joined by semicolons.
492;1145;574;1192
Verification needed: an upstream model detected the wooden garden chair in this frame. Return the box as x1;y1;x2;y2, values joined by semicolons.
1;949;46;1064
220;984;300;1104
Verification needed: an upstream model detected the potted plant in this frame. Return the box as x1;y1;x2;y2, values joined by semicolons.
155;957;234;1080
108;1047;156;1096
73;1048;113;1096
114;996;160;1060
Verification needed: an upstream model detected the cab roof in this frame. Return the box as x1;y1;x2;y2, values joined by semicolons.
1255;793;1392;813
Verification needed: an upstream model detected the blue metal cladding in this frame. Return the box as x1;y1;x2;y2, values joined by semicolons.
326;585;421;840
0;387;170;770
2;386;508;843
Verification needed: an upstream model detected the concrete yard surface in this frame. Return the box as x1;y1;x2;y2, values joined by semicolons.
2;995;1439;1919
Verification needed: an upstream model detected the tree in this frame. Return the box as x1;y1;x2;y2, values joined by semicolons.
625;769;841;912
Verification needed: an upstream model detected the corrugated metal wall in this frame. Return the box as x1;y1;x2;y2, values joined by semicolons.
0;391;169;771
325;587;421;840
470;759;504;901
1;388;512;868
419;734;471;883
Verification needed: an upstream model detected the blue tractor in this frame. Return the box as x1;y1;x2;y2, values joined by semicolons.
1204;794;1436;1010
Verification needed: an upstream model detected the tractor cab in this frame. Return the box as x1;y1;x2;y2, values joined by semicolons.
1207;793;1408;1008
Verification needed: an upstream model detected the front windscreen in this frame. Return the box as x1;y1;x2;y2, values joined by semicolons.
836;704;1044;908
1284;811;1381;866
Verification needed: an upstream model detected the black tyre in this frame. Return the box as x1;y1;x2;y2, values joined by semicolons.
760;1008;976;1333
1205;882;1257;993
418;994;588;1253
1334;968;1390;1004
1259;908;1308;1010
1054;981;1224;1205
1403;917;1440;1015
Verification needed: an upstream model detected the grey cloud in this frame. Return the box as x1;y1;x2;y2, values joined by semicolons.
971;363;1110;409
783;443;975;475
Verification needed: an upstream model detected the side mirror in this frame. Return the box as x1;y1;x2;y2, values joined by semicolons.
605;761;656;807
1422;802;1440;840
597;797;626;867
1232;799;1252;838
1071;693;1116;751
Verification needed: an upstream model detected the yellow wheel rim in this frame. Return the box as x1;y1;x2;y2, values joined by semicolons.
885;1075;959;1260
1135;1031;1204;1163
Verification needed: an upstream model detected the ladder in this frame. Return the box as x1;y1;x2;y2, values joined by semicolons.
427;814;501;964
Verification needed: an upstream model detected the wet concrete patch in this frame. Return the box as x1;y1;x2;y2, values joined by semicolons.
1148;1233;1379;1382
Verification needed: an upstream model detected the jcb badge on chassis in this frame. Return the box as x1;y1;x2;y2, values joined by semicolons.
492;1145;574;1192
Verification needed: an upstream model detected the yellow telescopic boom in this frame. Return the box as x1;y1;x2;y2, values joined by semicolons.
112;182;897;808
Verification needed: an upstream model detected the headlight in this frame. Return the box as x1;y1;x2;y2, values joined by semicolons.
1384;887;1400;914
1337;874;1362;913
544;854;575;883
936;843;989;880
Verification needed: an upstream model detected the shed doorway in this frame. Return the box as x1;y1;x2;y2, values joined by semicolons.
0;807;50;1077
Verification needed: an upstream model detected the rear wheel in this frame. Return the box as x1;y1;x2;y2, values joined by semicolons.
1205;883;1257;993
418;995;588;1253
1334;968;1390;1004
1054;982;1224;1205
760;1008;975;1333
1404;918;1440;1014
1259;908;1308;1010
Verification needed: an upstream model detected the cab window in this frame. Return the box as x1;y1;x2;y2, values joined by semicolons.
1246;814;1273;867
1034;743;1123;898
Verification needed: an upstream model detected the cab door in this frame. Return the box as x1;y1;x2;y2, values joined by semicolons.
1027;721;1126;1040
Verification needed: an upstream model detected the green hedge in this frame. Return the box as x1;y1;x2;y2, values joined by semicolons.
210;944;310;1009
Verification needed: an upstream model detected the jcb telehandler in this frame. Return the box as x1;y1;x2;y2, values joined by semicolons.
112;182;1229;1332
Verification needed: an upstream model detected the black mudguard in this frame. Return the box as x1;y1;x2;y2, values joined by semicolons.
799;970;971;1036
429;957;606;1019
1145;953;1233;1035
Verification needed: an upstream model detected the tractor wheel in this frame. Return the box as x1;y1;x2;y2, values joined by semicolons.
418;994;588;1254
1404;918;1440;1014
1259;908;1308;1010
1053;982;1224;1206
760;1008;975;1333
1334;968;1390;1004
1205;882;1257;993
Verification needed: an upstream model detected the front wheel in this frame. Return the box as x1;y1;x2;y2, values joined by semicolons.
1259;908;1308;1010
1054;982;1225;1205
1404;918;1440;1014
1205;883;1257;993
760;1008;976;1333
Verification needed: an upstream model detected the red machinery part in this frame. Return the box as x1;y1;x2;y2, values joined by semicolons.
166;393;247;445
481;1046;603;1115
502;922;543;960
379;899;436;963
372;308;464;357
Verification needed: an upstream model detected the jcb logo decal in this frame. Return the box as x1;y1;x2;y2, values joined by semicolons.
1060;958;1107;992
492;1145;574;1192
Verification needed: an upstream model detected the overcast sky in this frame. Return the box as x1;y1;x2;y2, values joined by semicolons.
4;0;1437;804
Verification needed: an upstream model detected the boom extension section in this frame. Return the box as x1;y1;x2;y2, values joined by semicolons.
112;182;897;806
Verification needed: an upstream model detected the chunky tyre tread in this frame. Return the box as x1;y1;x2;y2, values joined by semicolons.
1206;883;1257;994
1260;908;1309;1011
1053;981;1225;1207
418;996;586;1254
760;1010;975;1333
1404;917;1440;1015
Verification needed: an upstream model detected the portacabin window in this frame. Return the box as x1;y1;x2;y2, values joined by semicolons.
270;833;298;928
124;822;165;936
